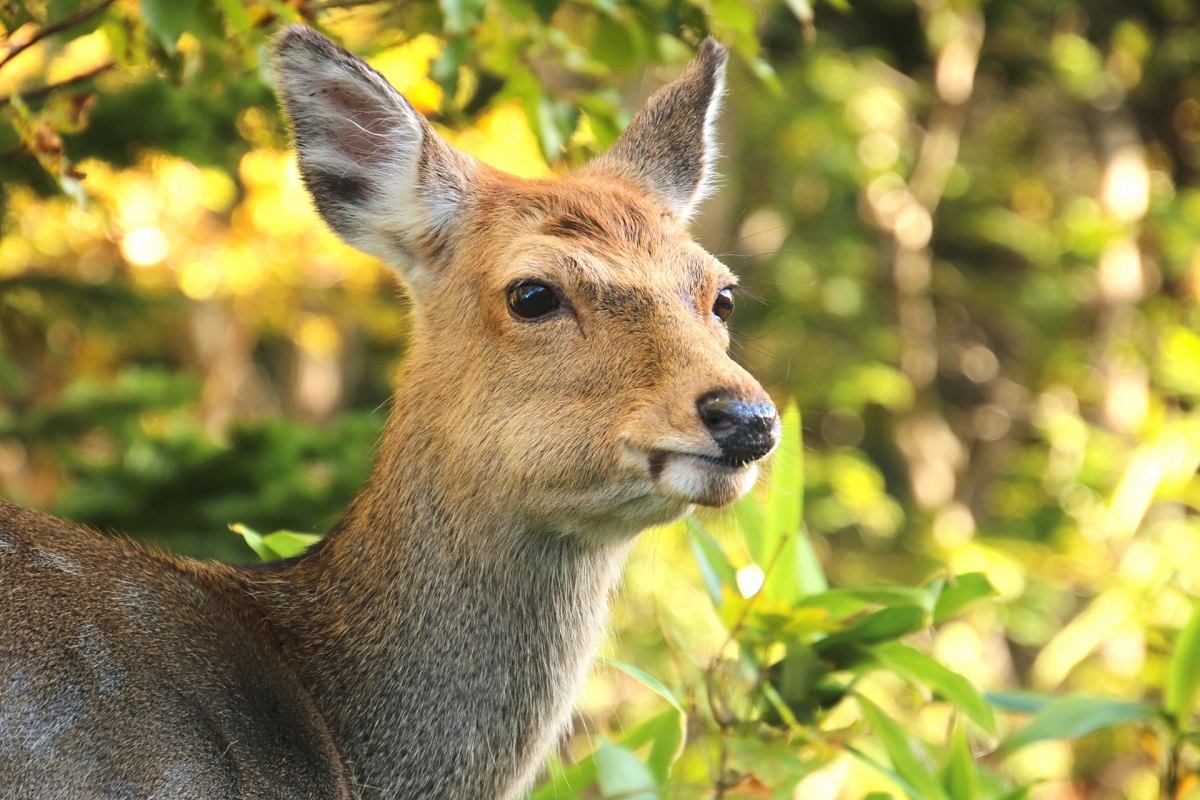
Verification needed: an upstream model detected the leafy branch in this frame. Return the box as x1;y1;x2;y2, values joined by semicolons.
0;0;117;69
0;60;114;107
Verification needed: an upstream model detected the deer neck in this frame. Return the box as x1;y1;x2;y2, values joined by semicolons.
255;403;631;799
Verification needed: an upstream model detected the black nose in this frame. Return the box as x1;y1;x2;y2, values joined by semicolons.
696;391;780;466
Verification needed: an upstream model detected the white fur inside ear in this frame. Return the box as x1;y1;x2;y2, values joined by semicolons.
584;39;729;223
678;60;726;222
273;26;474;279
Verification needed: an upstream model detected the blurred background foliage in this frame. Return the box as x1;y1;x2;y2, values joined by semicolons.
3;0;1200;797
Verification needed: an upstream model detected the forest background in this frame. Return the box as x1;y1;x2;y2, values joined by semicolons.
3;0;1200;797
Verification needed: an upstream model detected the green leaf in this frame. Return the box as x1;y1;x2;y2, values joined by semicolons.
805;586;937;618
794;533;827;596
760;401;824;603
992;788;1034;800
230;522;268;560
873;642;996;734
439;0;487;34
816;606;927;652
47;0;108;39
847;746;927;800
141;0;198;52
430;35;470;100
686;519;736;606
734;490;768;564
601;658;683;714
1166;602;1200;721
940;722;979;800
710;0;758;51
984;691;1054;715
530;0;558;23
772;641;831;722
932;573;997;625
230;524;319;561
590;15;638;70
1004;695;1158;753
594;740;657;800
643;710;685;784
766;401;803;545
214;0;251;33
600;658;685;779
856;695;952;800
261;530;322;559
529;710;675;800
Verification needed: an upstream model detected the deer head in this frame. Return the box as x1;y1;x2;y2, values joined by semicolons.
273;27;779;544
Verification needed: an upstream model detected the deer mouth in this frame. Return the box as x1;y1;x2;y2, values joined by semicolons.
640;448;760;507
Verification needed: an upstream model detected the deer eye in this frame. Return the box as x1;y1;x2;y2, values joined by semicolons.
713;287;735;323
507;281;561;320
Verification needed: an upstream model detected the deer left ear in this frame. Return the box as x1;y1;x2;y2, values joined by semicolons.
586;39;727;222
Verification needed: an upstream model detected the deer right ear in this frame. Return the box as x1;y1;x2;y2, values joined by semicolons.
273;25;477;281
586;39;727;223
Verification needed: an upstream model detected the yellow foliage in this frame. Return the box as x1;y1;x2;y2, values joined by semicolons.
297;315;341;357
46;30;111;83
367;35;444;114
451;102;549;178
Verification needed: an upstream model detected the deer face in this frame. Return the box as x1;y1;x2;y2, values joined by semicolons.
274;27;779;540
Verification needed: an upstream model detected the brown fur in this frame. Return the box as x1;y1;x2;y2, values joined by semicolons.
0;26;777;799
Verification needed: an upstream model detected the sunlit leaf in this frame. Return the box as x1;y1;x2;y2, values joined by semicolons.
931;573;996;625
687;518;736;606
808;586;937;617
261;529;322;560
1165;602;1200;721
984;691;1054;715
816;606;927;652
1004;695;1158;753
856;695;951;800
230;522;268;560
600;659;685;778
529;710;676;800
734;490;768;565
643;710;685;784
213;0;250;33
847;746;925;800
940;722;978;800
601;658;684;714
710;0;758;51
760;401;824;603
141;0;197;52
873;642;996;733
767;401;804;545
230;524;320;561
47;0;108;38
594;740;657;800
439;0;487;34
992;788;1034;800
728;736;819;788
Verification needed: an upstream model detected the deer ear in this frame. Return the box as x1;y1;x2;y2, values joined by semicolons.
587;39;727;222
272;25;476;280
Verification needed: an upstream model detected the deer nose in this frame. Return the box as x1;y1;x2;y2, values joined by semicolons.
696;391;780;466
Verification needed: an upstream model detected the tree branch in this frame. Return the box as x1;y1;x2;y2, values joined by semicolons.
0;61;114;107
311;0;388;9
0;0;117;70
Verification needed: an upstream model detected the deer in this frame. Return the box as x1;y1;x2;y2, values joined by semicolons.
0;24;779;799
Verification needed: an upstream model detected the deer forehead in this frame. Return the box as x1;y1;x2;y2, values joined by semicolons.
451;175;734;303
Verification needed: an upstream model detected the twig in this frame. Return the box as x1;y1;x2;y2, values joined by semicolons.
0;61;114;107
701;527;798;798
0;0;117;69
712;724;733;799
311;0;388;9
